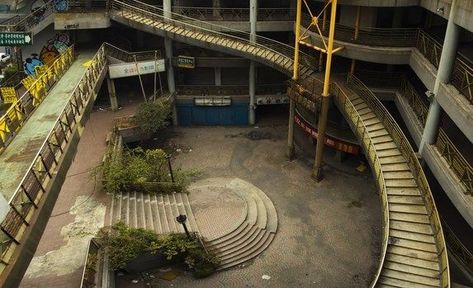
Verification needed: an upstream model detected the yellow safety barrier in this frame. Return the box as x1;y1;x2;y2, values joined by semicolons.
0;45;75;154
0;87;18;104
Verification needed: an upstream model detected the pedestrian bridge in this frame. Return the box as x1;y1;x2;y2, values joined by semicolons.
0;1;450;287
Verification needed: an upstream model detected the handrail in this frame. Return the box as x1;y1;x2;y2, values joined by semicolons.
435;129;473;196
0;45;75;155
110;0;317;72
328;80;390;288
0;44;107;274
104;42;161;62
301;13;418;47
441;217;473;277
172;6;294;22
176;84;286;96
347;73;450;288
0;1;53;32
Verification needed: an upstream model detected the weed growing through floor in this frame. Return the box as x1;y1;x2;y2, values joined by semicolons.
98;222;219;278
133;98;171;135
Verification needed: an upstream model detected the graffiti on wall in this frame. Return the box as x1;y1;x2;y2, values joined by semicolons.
23;33;71;76
54;0;69;11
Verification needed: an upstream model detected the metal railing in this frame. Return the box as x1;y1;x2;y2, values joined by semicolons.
301;14;418;47
57;0;108;12
442;218;473;277
328;80;390;288
0;0;53;32
347;73;450;288
0;46;75;155
173;6;294;22
176;84;286;96
399;77;429;127
435;129;473;196
415;30;443;69
104;43;161;62
110;0;317;73
0;44;107;273
451;56;473;104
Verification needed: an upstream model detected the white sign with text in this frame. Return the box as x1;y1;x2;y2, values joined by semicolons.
109;59;166;79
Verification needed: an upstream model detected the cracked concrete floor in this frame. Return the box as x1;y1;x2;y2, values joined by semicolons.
119;125;382;288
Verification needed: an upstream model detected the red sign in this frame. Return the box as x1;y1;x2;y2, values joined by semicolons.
295;115;361;155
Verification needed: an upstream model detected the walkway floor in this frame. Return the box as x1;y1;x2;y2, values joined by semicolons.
0;51;94;201
117;124;382;288
19;104;138;288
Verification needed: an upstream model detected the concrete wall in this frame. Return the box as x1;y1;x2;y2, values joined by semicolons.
339;6;377;28
21;23;56;59
54;12;111;30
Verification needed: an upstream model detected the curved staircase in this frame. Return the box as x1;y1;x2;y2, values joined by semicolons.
188;178;278;270
105;1;449;286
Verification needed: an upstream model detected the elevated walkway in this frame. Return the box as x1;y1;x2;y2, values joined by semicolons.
106;1;449;286
0;51;93;203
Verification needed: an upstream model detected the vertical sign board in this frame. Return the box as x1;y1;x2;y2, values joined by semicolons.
109;59;166;79
177;56;195;69
0;32;33;46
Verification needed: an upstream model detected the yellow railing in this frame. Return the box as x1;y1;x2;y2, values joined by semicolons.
347;74;450;288
0;45;107;274
329;81;390;288
0;46;75;155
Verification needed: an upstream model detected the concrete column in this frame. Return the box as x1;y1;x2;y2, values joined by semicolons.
248;0;257;126
107;76;118;111
163;0;177;125
419;0;459;155
213;0;221;18
215;67;222;86
249;62;256;125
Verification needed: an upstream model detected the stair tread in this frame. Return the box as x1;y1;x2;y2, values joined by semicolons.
389;212;430;224
381;268;440;287
386;252;439;271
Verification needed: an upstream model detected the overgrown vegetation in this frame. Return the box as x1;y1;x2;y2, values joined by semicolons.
100;147;200;195
99;222;219;278
133;98;171;135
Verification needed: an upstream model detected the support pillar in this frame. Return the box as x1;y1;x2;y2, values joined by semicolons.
213;0;221;18
249;62;256;125
419;0;459;155
312;0;338;182
215;67;222;86
318;9;327;71
249;0;257;126
288;0;302;160
107;76;118;111
164;0;177;126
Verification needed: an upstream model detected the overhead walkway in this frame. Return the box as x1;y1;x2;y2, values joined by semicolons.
106;1;450;286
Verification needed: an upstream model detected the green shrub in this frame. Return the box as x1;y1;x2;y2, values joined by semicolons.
99;223;219;278
133;98;171;135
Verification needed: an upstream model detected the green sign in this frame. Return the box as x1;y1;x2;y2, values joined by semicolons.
0;32;33;46
177;55;195;69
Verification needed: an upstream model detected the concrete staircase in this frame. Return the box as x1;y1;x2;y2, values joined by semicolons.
203;180;278;270
109;191;200;234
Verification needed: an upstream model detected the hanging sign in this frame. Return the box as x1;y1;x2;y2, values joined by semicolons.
109;59;165;79
177;55;195;69
0;87;17;103
0;32;33;46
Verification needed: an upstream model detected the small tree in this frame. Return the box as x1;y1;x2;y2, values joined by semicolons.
133;98;171;135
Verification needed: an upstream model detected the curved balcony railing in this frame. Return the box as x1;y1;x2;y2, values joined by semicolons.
176;84;286;96
172;6;294;22
0;0;53;32
0;44;107;274
442;218;473;277
301;14;418;47
347;74;449;288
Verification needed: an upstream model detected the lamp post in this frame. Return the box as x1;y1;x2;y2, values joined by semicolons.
176;214;191;238
166;155;175;183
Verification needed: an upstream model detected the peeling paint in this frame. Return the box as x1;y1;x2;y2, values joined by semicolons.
25;195;106;278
